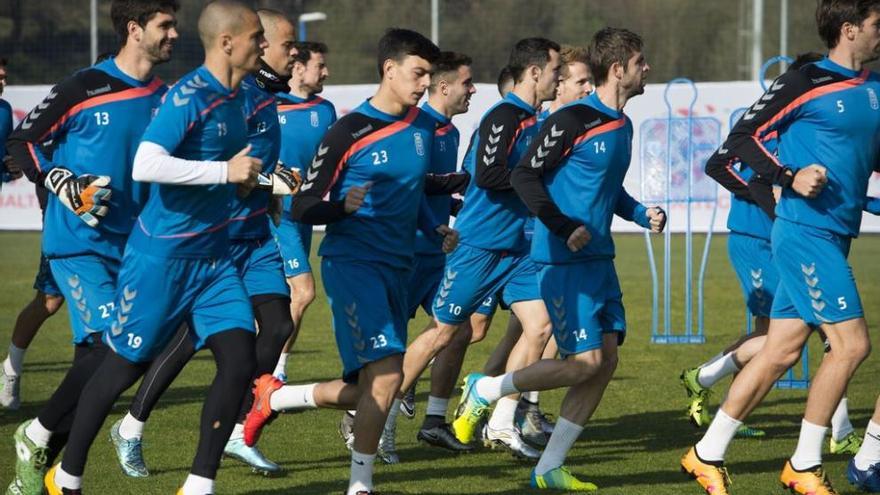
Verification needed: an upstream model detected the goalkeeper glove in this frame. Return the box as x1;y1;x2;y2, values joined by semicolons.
44;167;111;227
256;166;302;195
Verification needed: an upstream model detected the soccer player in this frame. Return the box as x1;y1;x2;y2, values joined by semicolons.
395;38;561;461
683;51;863;448
680;1;880;493
270;39;336;382
455;27;663;491
4;2;177;493
849;399;880;490
42;2;267;494
243;28;449;495
497;66;514;97
105;8;299;478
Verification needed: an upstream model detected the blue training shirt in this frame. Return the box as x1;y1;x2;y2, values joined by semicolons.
416;102;458;256
291;100;436;270
6;58;167;260
226;75;280;241
128;65;248;259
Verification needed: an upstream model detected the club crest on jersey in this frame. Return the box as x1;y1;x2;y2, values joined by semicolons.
414;132;425;156
310;110;319;127
868;88;879;110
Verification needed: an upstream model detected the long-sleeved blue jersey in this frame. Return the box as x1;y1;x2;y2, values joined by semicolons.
7;58;166;260
512;92;649;264
454;92;539;253
291;100;435;270
720;57;880;237
416;103;458;255
128;66;248;259
226;75;280;241
276;92;337;214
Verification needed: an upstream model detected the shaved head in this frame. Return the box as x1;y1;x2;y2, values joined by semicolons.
197;0;258;49
257;8;292;38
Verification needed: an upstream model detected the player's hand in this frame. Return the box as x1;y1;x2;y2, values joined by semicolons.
268;195;283;226
647;207;666;233
257;164;303;196
566;225;591;252
436;224;459;253
44;167;111;228
344;182;371;213
791;164;827;198
227;144;262;186
3;156;23;181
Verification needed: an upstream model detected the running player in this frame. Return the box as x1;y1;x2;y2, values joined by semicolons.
271;39;335;382
402;38;561;461
243;28;449;495
106;8;299;478
43;3;267;494
4;2;177;493
455;27;664;491
681;1;880;493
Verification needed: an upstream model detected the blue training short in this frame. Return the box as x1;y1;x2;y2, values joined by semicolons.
228;237;289;298
407;253;498;318
727;233;779;317
770;218;862;326
34;253;62;297
432;244;540;325
106;247;255;363
322;257;409;383
271;217;313;278
538;259;626;357
49;255;120;345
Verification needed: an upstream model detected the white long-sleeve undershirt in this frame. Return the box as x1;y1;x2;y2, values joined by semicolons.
132;141;228;185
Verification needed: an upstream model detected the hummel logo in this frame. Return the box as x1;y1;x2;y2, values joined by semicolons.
584;118;601;129
491;124;504;134
718;146;729;154
179;85;196;96
812;76;832;84
549;124;564;138
86;84;111;97
352;125;373;139
771;80;785;91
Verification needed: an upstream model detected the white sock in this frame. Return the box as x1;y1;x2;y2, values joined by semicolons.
54;466;82;490
181;473;214;495
269;383;317;411
273;353;289;377
695;408;742;461
347;409;357;416
854;420;880;471
25;418;52;447
790;419;827;470
6;343;25;375
535;417;583;475
229;422;244;441
831;397;854;441
347;450;375;495
385;399;401;429
522;390;539;404
488;397;518;431
697;352;739;388
118;412;145;440
425;395;449;418
475;373;518;403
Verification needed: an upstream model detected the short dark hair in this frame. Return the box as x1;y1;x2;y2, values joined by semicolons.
376;28;440;77
293;41;328;66
507;38;560;83
111;0;180;46
587;27;644;87
0;57;7;67
816;0;880;48
497;66;513;96
431;51;472;84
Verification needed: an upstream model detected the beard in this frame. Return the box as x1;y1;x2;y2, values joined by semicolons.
146;40;174;64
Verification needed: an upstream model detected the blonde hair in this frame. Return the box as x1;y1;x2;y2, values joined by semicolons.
559;44;589;79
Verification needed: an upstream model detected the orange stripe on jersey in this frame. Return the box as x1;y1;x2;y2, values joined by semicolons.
41;78;166;141
566;117;627;155
435;123;455;136
247;97;275;121
26;142;43;173
324;106;420;197
278;96;325;112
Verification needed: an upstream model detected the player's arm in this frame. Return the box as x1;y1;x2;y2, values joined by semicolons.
614;187;666;233
424;170;470;195
704;147;752;199
510;110;582;240
473;105;520;190
290;124;356;225
723;70;812;188
864;196;880;215
747;173;777;219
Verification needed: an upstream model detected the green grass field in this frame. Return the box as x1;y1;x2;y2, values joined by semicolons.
1;231;878;495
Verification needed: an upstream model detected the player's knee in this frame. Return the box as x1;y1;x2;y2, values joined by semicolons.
40;293;65;315
372;370;404;400
564;353;602;384
291;282;316;309
523;320;552;347
600;353;619;379
469;321;489;343
431;324;459;350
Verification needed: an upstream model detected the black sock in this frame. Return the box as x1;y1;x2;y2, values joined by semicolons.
190;329;255;479
129;324;195;422
61;352;147;476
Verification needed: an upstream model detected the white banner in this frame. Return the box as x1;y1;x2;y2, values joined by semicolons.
3;81;879;232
